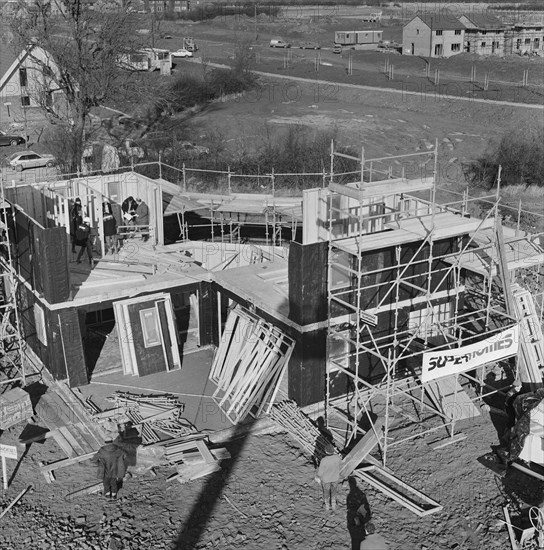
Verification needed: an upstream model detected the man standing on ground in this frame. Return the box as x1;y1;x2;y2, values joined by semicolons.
315;442;342;511
360;522;388;550
93;439;128;500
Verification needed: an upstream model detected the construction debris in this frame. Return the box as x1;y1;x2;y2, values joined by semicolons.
0;387;32;430
104;391;196;444
34;383;106;459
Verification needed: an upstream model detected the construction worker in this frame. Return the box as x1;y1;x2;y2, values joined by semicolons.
74;217;94;267
359;522;389;550
315;442;342;511
93;439;128;500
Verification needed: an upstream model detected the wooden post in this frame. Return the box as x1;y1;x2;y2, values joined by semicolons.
158;152;162;180
1;456;7;491
182;162;186;192
434;68;439;86
322;168;326;188
470;65;475;82
426;62;430;78
484;72;489;91
360;146;365;185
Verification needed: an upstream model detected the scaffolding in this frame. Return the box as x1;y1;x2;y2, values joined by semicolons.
324;141;544;465
0;181;28;389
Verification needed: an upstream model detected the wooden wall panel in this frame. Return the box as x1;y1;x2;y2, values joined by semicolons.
288;240;328;326
287;328;327;407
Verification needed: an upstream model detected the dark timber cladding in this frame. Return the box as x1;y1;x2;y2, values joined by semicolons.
18;285;71;381
287;240;329;406
289;329;327;407
288;240;328;326
57;309;88;387
11;207;70;304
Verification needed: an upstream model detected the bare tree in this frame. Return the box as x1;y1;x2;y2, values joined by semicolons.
10;0;143;172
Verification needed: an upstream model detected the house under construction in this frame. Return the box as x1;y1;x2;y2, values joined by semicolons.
0;144;543;469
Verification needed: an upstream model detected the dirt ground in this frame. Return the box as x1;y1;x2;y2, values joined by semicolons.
1;399;543;550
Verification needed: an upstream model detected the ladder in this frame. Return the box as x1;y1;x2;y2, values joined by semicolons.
511;283;544;386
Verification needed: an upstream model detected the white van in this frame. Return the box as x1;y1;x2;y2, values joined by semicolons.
270;39;291;48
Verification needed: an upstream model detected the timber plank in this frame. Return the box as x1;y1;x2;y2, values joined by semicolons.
40;452;96;474
58;426;87;456
339;418;385;480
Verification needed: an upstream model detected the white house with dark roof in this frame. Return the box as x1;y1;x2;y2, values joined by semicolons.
402;14;465;57
458;13;507;55
0;45;64;127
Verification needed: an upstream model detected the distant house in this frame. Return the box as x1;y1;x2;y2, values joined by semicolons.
505;24;544;55
0;45;65;127
145;0;189;13
458;13;506;55
402;14;465;58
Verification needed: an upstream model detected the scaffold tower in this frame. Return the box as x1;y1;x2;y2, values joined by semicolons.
324;141;543;466
0;181;27;388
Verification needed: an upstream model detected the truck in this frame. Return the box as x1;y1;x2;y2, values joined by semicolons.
119;48;172;72
334;30;383;47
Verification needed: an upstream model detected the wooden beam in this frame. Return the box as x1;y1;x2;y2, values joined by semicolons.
354;466;443;517
0;486;32;521
65;482;102;500
339;417;385;480
430;433;467;450
503;505;519;550
40;452;96;474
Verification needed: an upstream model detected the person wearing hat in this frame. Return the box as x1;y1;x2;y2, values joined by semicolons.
93;438;128;500
74;216;94;267
315;441;342;511
70;198;83;254
359;522;388;550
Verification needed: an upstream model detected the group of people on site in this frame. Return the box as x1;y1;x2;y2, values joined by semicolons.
314;417;389;550
69;195;150;267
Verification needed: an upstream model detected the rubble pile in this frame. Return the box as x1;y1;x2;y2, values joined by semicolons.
0;499;178;550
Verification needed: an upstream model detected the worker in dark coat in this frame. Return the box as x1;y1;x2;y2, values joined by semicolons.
135;198;149;241
94;440;128;499
70;198;83;254
110;201;124;252
102;201;118;254
74;216;94;267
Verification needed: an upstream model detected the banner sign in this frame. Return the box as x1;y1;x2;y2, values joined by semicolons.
421;325;519;383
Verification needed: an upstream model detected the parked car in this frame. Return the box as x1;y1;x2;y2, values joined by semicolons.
172;48;193;58
333;44;343;54
299;42;320;49
0;130;26;147
180;141;209;156
7;151;56;171
270;39;291;48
